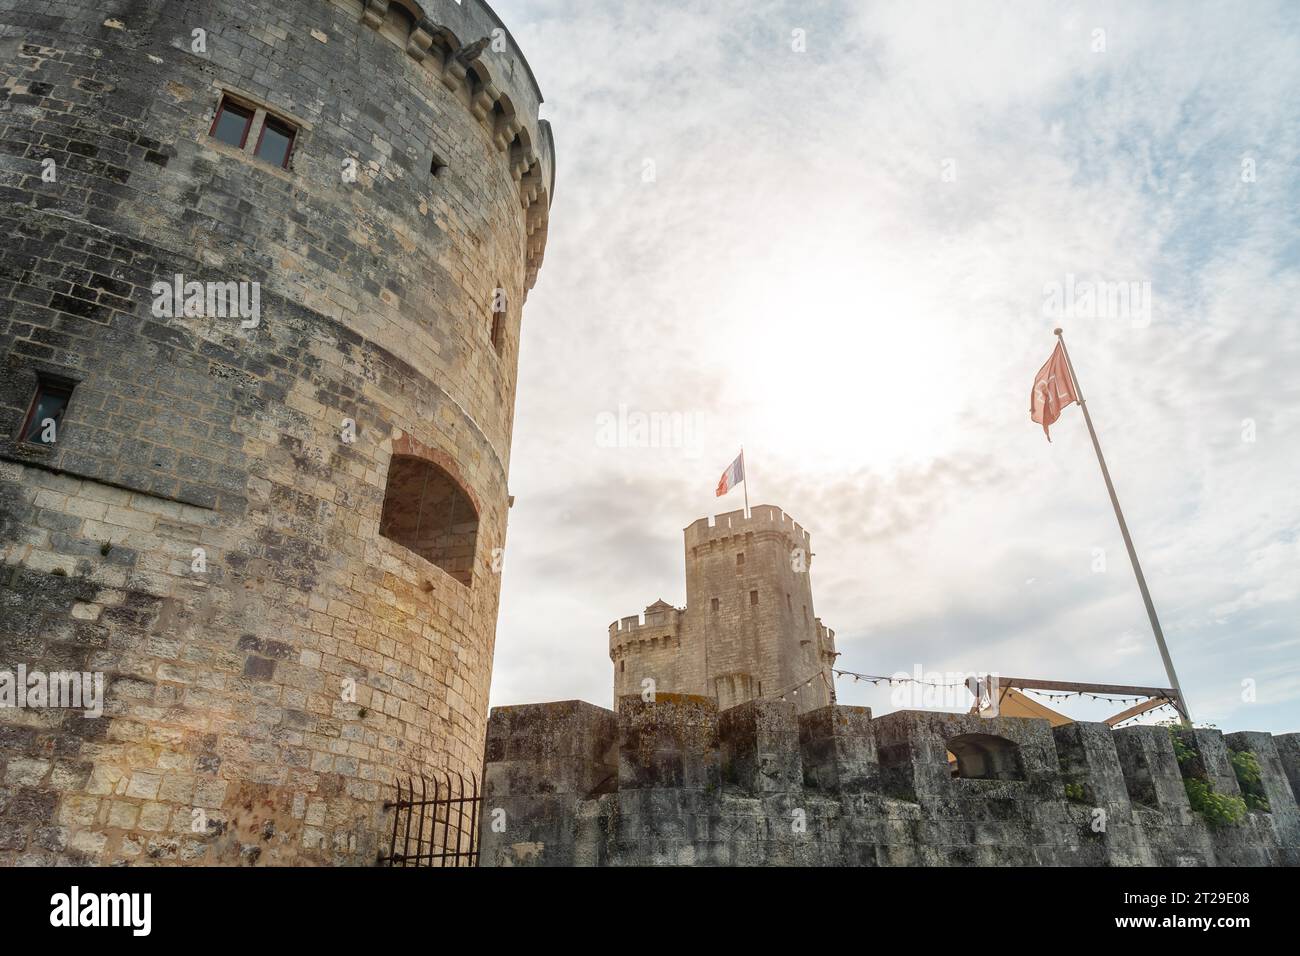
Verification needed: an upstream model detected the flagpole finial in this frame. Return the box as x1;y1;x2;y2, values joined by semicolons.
1053;327;1063;336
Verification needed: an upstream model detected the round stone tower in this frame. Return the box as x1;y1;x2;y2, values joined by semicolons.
0;0;552;864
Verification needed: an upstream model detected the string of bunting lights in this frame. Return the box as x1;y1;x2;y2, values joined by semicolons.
1023;687;1160;706
829;667;974;688
1112;701;1178;728
764;669;837;704
754;665;1178;729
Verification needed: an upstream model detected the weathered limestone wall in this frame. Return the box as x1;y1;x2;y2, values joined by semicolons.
480;696;1300;866
610;506;836;714
0;0;551;864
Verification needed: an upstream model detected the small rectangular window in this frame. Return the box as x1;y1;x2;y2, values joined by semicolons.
710;597;719;612
255;116;296;168
736;552;744;569
210;97;254;148
20;378;74;445
749;590;758;606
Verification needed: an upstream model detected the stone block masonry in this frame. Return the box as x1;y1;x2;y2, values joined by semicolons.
480;696;1300;866
0;0;552;864
611;505;838;715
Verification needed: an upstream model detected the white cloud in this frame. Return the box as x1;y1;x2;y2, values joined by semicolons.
491;0;1300;732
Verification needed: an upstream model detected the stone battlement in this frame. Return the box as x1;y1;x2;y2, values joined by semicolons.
683;505;812;552
612;505;832;714
608;601;682;655
480;697;1300;866
337;0;554;287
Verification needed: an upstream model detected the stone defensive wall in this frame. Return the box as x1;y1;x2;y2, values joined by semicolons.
480;696;1300;866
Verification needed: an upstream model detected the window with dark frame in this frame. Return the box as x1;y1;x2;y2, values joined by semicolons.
210;97;254;148
20;378;74;445
254;115;296;168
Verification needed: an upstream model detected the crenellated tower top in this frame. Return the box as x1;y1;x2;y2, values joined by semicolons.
347;0;555;288
683;504;812;553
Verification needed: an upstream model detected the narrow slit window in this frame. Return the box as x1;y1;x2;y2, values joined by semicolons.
255;116;297;168
490;286;507;355
210;97;254;148
711;597;719;612
490;312;504;354
749;590;758;606
20;378;73;445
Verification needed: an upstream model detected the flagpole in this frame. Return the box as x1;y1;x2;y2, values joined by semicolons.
1054;328;1191;725
741;446;749;517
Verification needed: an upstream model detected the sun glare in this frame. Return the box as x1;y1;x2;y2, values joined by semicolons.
725;251;968;471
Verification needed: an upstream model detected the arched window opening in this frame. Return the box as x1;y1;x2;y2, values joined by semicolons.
380;455;478;587
947;733;1024;781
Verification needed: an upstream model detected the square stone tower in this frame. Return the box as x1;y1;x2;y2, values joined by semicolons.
609;505;837;713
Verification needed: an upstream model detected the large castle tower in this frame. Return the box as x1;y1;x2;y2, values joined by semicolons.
610;506;838;713
0;0;552;864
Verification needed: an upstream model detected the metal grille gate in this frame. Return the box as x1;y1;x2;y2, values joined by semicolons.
378;770;481;867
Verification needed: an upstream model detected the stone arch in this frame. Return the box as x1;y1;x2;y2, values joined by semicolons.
466;63;486;95
426;23;464;65
378;1;416;45
379;453;480;586
946;733;1024;781
492;92;522;151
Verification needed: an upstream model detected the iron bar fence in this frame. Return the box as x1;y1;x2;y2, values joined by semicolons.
378;770;480;867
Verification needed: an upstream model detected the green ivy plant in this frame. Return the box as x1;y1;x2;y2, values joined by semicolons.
1170;732;1196;766
1063;782;1086;802
1183;778;1247;828
1168;728;1247;828
1229;750;1271;812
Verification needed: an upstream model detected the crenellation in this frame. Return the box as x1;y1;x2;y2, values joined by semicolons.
481;697;1300;866
323;0;553;289
613;505;834;714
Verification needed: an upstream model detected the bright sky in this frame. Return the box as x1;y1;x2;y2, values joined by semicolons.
489;0;1300;733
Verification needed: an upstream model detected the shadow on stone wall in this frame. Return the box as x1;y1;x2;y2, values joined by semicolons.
480;695;1299;866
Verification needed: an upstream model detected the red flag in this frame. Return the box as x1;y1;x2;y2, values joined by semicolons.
1030;342;1078;441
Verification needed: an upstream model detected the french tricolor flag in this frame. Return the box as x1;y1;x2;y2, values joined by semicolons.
715;451;745;497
